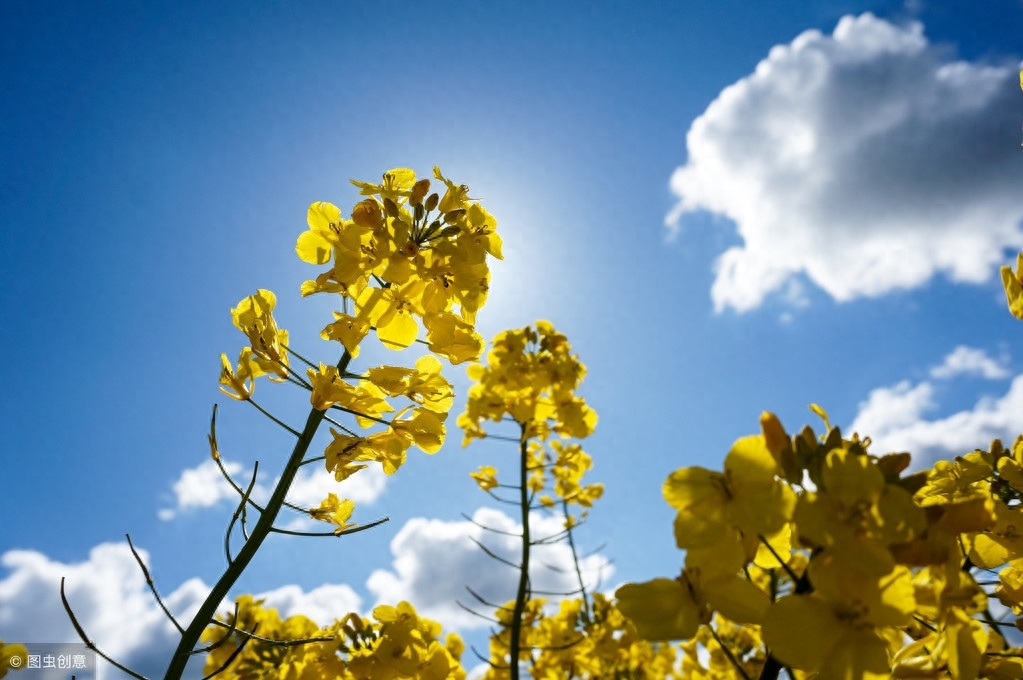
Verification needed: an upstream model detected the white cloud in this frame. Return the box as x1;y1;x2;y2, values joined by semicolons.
929;345;1009;380
287;465;387;507
160;459;387;522
850;368;1023;467
159;460;245;520
850;379;936;436
250;582;362;628
366;508;612;633
0;543;210;680
667;12;1023;312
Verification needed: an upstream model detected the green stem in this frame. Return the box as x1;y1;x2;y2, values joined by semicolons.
561;498;590;620
161;350;351;680
508;422;531;680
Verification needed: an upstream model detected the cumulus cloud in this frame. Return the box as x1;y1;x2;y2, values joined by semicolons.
159;460;244;520
251;582;362;627
160;460;387;522
929;345;1009;380
667;12;1023;312
850;347;1023;465
0;542;372;678
366;508;612;632
0;543;210;679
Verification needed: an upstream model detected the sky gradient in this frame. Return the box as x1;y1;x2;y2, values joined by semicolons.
2;1;1023;677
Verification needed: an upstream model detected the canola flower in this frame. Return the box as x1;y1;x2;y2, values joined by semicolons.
54;153;1023;680
56;167;502;680
205;258;1023;680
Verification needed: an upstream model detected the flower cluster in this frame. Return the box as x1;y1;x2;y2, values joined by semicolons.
202;596;466;680
617;408;1023;679
462;322;602;523
481;594;687;680
458;321;596;444
297;166;501;362
212;168;501;535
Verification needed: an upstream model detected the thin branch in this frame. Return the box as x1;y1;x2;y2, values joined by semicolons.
279;342;318;371
709;624;752;680
204;619;335;647
323;415;358;436
329;403;390;426
126;534;183;634
757;534;799;584
562;498;590;617
455;600;501;626
469;645;504;669
460;512;524;538
270;516;390;537
246;398;301;437
212;451;267;513
195;603;242;655
225;462;260;565
531;529;571;545
201;622;260;680
529;586;585;597
61;577;150;680
468;536;521;569
464;586;516;613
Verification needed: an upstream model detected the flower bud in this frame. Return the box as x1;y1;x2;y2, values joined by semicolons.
421;220;442;241
414;203;424;222
383;197;400;218
351;199;384;229
409;179;431;207
425;192;440;212
443;209;466;224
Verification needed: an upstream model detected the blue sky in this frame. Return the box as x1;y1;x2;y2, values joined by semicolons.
2;1;1023;677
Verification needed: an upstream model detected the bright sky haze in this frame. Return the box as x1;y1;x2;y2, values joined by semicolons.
2;1;1023;677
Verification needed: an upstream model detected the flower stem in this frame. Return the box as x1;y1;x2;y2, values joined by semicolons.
508;422;531;680
161;350;351;680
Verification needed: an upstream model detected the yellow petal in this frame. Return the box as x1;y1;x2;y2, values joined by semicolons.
762;595;841;670
724;435;778;485
377;312;419;350
295;229;333;265
615;579;700;641
703;575;771;625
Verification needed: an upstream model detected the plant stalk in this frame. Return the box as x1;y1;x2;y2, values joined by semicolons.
161;350;351;680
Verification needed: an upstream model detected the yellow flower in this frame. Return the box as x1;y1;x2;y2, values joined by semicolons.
762;555;915;676
433;166;471;213
366;355;454;413
357;279;427;350
320;312;371;356
796;446;925;576
308;493;356;534
306;363;358;411
230;289;290;375
423;312;484;364
471;465;499;491
351;168;418;203
1001;252;1023;319
664;435;795;550
616;578;700;641
218;348;263;400
391;406;447;454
